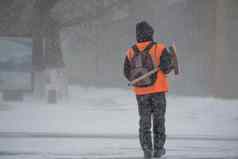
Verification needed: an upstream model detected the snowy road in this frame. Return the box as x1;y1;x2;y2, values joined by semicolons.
1;86;238;158
0;132;238;159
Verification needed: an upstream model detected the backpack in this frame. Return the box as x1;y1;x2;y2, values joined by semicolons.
129;42;157;87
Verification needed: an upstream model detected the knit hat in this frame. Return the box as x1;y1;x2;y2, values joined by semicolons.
136;21;154;43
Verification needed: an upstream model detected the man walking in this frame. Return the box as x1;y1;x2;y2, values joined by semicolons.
123;21;177;158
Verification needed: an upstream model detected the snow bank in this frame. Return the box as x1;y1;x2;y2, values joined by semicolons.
0;86;238;138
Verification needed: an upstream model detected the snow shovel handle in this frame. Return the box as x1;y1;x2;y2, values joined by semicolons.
128;67;159;87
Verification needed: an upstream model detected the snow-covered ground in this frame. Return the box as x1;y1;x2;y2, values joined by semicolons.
0;86;238;159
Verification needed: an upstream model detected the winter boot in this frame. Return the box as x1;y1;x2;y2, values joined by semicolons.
144;150;152;159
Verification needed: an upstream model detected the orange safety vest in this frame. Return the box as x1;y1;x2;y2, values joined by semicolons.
126;41;169;95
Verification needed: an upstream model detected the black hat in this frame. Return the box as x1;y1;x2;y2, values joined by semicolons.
136;21;154;43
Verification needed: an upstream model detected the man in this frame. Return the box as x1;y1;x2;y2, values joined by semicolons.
123;21;176;159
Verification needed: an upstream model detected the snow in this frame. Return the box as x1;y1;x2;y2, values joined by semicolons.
0;86;238;159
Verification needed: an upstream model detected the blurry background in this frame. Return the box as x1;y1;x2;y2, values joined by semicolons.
0;0;238;99
1;1;238;158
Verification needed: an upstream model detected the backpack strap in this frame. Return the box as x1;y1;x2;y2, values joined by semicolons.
144;42;158;68
132;45;140;56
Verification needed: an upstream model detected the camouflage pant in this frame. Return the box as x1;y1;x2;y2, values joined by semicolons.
136;92;166;152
